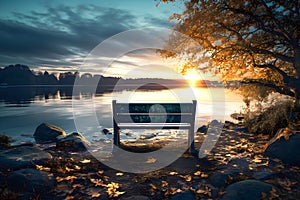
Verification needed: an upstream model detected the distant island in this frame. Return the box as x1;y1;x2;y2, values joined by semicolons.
0;64;236;89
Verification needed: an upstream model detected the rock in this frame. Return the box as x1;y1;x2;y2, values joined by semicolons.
264;132;300;166
34;123;66;144
0;146;52;170
224;121;235;129
222;180;274;200
7;169;55;194
252;170;274;180
231;127;248;132
0;172;5;187
0;134;11;149
197;125;207;133
209;170;239;188
170;190;196;200
102;129;112;135
230;113;245;121
140;133;157;140
122;195;151;200
210;119;222;126
228;158;250;169
56;132;90;151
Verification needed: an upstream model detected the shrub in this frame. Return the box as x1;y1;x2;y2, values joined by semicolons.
244;100;293;137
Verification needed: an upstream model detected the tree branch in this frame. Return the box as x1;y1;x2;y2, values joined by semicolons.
241;79;295;97
260;0;294;43
253;63;292;84
226;5;296;48
246;45;294;63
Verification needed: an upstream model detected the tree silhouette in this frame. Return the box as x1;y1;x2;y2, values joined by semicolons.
161;0;300;108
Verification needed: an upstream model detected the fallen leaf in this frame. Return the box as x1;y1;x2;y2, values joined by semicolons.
65;166;74;172
201;173;209;178
106;182;125;198
56;176;77;182
180;175;192;182
80;159;91;164
149;183;157;190
91;193;101;198
194;171;201;176
35;164;51;172
74;165;81;170
90;178;104;187
146;158;157;163
161;181;168;187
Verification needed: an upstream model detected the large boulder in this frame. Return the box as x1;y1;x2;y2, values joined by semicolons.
7;168;55;194
170;190;196;200
0;145;52;170
222;180;274;200
197;125;207;133
209;169;239;188
34;123;66;144
56;132;90;151
264;130;300;166
123;196;151;200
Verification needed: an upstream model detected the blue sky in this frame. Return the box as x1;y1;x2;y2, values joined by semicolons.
0;0;185;77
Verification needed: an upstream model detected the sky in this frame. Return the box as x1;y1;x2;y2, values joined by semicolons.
0;0;192;78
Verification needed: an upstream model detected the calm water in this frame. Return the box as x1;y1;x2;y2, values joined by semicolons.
0;86;244;144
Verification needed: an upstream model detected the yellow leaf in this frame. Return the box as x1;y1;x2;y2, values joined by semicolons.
106;182;126;198
201;173;209;178
64;196;75;200
90;178;104;187
74;165;81;170
146;158;157;163
194;171;201;176
149;183;157;190
161;181;168;187
169;171;178;175
97;170;104;175
80;159;91;164
180;175;192;182
116;172;124;176
65;166;74;172
56;176;77;182
35;164;51;172
91;193;101;198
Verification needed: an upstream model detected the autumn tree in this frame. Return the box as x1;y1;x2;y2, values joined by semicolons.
161;0;300;110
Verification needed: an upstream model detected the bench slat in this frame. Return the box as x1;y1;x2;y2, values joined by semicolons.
115;103;194;113
114;115;193;123
117;113;192;116
117;123;191;129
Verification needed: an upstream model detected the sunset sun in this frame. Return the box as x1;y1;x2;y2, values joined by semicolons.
183;69;201;87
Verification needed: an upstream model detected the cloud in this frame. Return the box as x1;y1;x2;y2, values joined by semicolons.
0;5;143;69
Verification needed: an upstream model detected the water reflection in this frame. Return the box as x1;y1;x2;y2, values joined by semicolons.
0;85;244;144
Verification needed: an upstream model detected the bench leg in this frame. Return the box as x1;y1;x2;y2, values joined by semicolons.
113;119;120;146
188;128;196;154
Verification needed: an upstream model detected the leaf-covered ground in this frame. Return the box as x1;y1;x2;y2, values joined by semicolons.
1;124;300;199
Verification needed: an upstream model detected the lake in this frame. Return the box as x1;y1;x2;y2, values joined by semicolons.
0;86;244;144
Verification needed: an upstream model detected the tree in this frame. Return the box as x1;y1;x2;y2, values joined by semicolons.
161;0;300;109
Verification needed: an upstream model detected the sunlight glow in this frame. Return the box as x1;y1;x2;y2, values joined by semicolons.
183;68;202;87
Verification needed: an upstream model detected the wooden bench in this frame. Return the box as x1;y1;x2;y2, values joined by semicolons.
112;100;197;152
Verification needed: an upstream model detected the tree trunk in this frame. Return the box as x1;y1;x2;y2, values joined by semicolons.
293;88;300;121
293;47;300;120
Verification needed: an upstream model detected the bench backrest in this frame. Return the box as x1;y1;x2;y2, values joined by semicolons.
112;100;197;124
